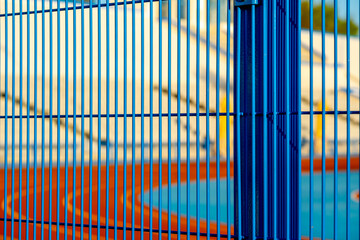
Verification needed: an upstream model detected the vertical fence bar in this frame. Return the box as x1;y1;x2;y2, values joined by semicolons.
49;0;54;235
263;1;268;239
251;5;256;240
297;0;301;238
33;0;38;236
321;0;325;239
131;0;135;238
309;0;314;239
272;0;277;238
4;0;8;237
41;0;46;236
168;0;172;238
176;0;181;238
226;0;231;239
334;0;338;238
80;0;85;237
72;0;77;237
89;0;93;238
11;0;15;238
215;0;220;238
285;0;290;238
149;0;154;238
26;0;30;238
65;0;69;237
186;0;191;238
346;0;350;239
56;0;61;238
158;0;163;238
205;0;210;238
19;0;24;236
105;0;110;237
114;0;119;238
196;0;200;238
123;0;127;239
140;0;144;237
97;0;102;237
234;5;241;240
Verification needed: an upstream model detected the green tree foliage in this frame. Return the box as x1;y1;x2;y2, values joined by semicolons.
301;1;358;35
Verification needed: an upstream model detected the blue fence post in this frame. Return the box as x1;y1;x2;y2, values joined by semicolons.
233;1;301;239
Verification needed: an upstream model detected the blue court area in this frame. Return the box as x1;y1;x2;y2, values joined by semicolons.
144;172;360;239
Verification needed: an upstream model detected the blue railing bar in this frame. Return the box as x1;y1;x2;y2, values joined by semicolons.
105;0;110;238
11;0;16;238
235;6;241;240
177;0;181;238
251;5;256;240
49;0;54;236
26;0;31;238
56;0;61;238
272;0;277;238
149;0;154;238
226;0;231;239
140;0;145;238
263;1;268;239
346;0;350;239
97;0;102;237
309;0;314;239
18;0;24;237
285;0;290;238
131;0;136;238
334;0;338;239
158;0;162;238
80;0;85;238
321;0;325;239
72;0;77;238
33;0;38;236
0;218;238;239
114;0;119;238
41;0;46;238
196;0;200;239
205;0;210;238
297;0;302;237
168;0;172;238
65;0;69;237
0;0;165;18
216;0;220;239
123;0;127;239
186;0;190;238
88;0;94;238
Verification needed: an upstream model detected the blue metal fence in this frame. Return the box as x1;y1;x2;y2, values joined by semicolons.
0;0;360;239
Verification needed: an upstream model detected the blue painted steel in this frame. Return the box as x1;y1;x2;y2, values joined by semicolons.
123;0;127;239
272;0;277;238
105;0;110;238
158;0;163;239
168;0;172;239
114;0;119;238
226;1;231;239
346;1;350;239
72;0;77;239
97;0;102;237
41;0;46;238
33;0;38;236
11;0;15;238
196;0;200;239
4;0;8;237
141;0;145;238
251;6;256;240
205;0;210;238
177;0;181;239
26;0;31;238
89;0;94;238
149;0;154;238
56;0;61;239
131;1;136;239
321;0;325;239
216;0;220;238
285;0;290;238
80;0;85;238
18;0;23;238
310;1;314;240
334;1;338;239
65;0;69;237
49;0;54;237
186;0;191;238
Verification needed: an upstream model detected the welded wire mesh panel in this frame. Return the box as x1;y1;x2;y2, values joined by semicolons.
0;0;236;239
